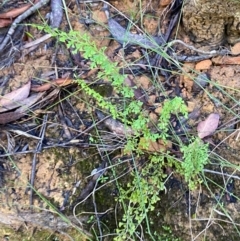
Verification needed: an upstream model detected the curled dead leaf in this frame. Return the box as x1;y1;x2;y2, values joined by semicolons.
197;113;220;139
31;78;73;92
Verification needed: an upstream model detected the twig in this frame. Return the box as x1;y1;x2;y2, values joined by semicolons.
167;39;231;55
168;40;231;62
203;169;240;180
22;33;52;49
29;114;48;206
0;0;50;50
58;102;72;139
173;53;228;62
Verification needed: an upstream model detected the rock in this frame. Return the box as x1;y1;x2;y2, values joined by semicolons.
212;56;240;65
159;0;172;7
92;10;108;24
182;0;240;47
195;60;212;70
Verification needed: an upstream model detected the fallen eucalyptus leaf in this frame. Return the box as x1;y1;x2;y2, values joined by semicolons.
197;113;220;139
17;92;45;112
31;78;72;92
0;82;31;113
0;92;45;125
0;111;25;124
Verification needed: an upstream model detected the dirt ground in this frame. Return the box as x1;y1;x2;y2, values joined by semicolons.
0;0;240;240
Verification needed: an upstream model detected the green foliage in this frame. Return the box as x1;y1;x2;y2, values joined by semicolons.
34;24;210;240
158;97;188;139
180;138;209;190
115;155;167;240
36;25;188;141
155;225;182;241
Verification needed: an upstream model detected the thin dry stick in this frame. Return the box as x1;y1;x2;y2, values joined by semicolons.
168;39;231;59
92;178;103;241
29;114;48;206
203;169;240;180
22;33;52;49
0;0;50;50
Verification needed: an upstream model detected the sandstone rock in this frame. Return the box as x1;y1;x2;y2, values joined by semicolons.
159;0;172;7
195;60;212;70
182;0;240;47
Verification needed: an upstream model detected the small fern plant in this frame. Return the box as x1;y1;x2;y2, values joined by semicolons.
180;138;209;190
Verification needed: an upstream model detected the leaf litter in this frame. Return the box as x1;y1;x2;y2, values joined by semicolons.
0;81;31;112
0;0;239;240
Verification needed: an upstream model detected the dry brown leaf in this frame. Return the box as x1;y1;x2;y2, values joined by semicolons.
0;111;25;125
0;0;39;18
0;92;45;124
138;138;171;152
124;76;146;103
17;92;45;112
0;19;13;27
0;82;31;113
31;78;72;92
197;113;220;139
